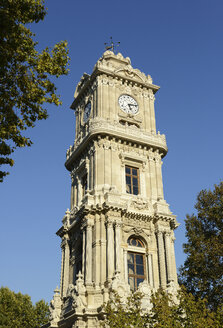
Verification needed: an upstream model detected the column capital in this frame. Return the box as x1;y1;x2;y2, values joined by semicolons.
105;218;114;228
114;220;122;228
156;230;163;237
81;217;94;229
164;230;171;237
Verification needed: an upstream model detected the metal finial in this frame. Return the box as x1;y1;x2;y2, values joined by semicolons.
104;37;120;54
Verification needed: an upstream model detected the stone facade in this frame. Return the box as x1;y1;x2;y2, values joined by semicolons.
44;51;179;328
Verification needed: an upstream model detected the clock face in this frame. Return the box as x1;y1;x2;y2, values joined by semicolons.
118;95;139;114
84;102;91;122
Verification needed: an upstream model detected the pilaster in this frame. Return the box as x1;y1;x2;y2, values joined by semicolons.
156;231;166;288
105;218;114;282
61;235;70;297
147;253;154;288
154;151;164;201
114;220;122;274
164;231;173;283
85;219;94;286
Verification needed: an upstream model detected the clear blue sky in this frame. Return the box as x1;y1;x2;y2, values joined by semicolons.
1;0;223;304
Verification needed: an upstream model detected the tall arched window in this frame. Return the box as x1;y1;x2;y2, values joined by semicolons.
127;237;146;291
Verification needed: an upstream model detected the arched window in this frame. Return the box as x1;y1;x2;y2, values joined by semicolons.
127;237;146;291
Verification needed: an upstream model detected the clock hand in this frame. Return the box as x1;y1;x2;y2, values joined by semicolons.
128;104;137;112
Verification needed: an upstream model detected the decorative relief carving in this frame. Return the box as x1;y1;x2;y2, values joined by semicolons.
115;64;151;85
122;225;151;241
137;281;153;313
110;272;130;303
106;210;121;219
119;150;147;166
62;273;87;315
133;227;144;234
131;197;149;210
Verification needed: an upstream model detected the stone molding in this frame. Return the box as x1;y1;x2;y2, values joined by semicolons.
65;118;167;167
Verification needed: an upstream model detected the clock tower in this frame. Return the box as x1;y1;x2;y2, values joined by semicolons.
46;51;179;328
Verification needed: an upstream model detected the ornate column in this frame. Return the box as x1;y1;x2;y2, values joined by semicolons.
171;235;178;284
156;231;166;288
70;173;74;210
73;178;77;207
154;151;164;201
106;218;114;281
85;157;90;190
77;176;81;206
164;231;173;284
123;249;128;282
81;227;86;280
100;214;107;284
89;149;94;190
148;150;157;201
147;254;154;288
94;213;101;285
93;141;98;188
85;220;93;285
61;235;70;297
149;90;156;134
115;220;122;274
60;243;65;297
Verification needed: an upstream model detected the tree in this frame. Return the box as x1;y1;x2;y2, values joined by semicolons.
101;291;149;328
149;287;222;328
179;182;223;310
101;288;222;328
0;286;49;328
0;0;69;182
148;289;182;328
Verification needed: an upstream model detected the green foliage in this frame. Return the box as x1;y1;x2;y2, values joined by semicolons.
179;182;223;310
101;288;222;328
0;286;49;328
0;0;69;182
178;287;222;328
148;289;182;328
149;287;222;328
101;291;149;328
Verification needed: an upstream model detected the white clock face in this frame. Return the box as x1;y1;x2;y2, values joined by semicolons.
84;102;91;122
118;95;139;114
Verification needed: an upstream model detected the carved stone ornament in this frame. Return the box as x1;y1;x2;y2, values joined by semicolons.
166;280;179;304
137;281;153;313
110;272;130;304
131;197;149;210
62;273;87;315
115;64;152;85
49;287;62;325
133;227;144;235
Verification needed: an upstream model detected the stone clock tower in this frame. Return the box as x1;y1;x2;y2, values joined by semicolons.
45;51;179;328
